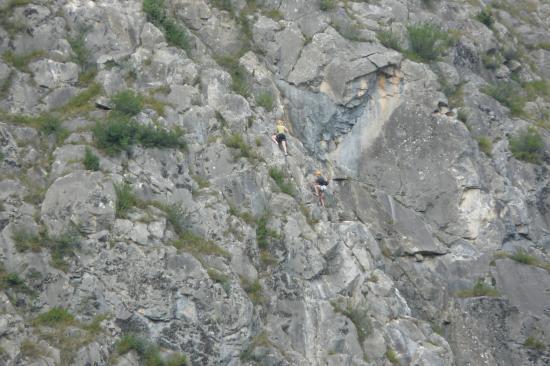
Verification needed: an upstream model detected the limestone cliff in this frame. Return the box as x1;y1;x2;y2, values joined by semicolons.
0;0;549;365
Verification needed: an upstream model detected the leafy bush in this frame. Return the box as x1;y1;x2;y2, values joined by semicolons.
406;22;451;62
0;265;29;293
523;80;550;101
456;279;499;298
33;307;75;327
457;109;469;123
83;147;100;171
163;18;190;51
377;30;402;51
111;90;143;116
256;91;274;111
509;128;544;164
476;8;494;28
482;82;525;116
156;202;188;236
476;136;492;156
320;0;336;11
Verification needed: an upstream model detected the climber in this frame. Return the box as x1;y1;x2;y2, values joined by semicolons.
271;120;289;156
312;170;329;207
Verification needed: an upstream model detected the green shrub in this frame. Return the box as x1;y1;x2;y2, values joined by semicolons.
111;90;143;116
33;307;75;327
93;115;185;155
524;336;545;351
509;127;544;164
406;22;451;62
114;182;139;218
456;279;499;298
143;0;190;54
476;136;492;156
0;266;29;293
482;82;525;116
256;91;274;111
19;339;48;361
263;9;283;21
476;8;494;28
207;268;231;294
320;0;336;11
163;18;190;51
117;334;186;366
269;167;295;196
481;51;504;70
377;30;402;51
83;147;100;171
192;175;210;188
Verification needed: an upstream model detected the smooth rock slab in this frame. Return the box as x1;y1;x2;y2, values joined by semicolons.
41;171;116;235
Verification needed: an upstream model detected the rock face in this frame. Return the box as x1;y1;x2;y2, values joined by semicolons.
0;0;549;365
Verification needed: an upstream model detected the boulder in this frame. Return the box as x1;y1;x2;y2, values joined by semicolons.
41;171;116;235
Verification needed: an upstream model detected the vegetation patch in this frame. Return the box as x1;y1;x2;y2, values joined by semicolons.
57;83;102;118
224;133;259;161
192;175;210;189
93;114;185;155
116;333;187;366
377;30;401;51
332;299;370;343
114;182;140;218
207;268;231;294
476;136;492;156
320;0;337;11
524;336;545;351
406;22;453;62
482;82;525;117
33;307;75;327
507;249;550;271
19;339;49;361
172;230;230;259
476;7;494;28
240;332;272;362
386;347;399;365
0;263;31;294
215;55;250;97
11;226;43;252
142;0;190;54
456;279;499;298
111;90;143;116
508;127;544;164
268;167;295;196
83;147;100;171
2;50;45;73
256;90;274;111
240;277;265;305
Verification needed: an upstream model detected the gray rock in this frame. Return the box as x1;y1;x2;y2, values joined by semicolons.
41;171;116;235
140;22;165;50
29;59;79;89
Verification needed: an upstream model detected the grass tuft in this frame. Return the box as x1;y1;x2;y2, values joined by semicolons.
456;279;499;298
114;182;139;218
83;147;100;171
482;82;525;116
406;22;452;62
476;136;492;156
268;167;295;196
33;307;75;327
